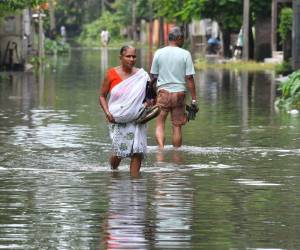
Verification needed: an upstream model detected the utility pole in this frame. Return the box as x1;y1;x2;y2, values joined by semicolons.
292;0;300;69
242;0;250;60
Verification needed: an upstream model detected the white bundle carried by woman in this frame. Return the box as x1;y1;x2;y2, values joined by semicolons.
108;68;149;123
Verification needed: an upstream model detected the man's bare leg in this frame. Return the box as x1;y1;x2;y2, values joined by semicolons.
110;155;121;170
172;125;182;148
130;153;142;176
155;110;168;149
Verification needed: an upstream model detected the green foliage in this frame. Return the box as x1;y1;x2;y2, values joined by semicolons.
276;70;300;110
78;11;121;46
154;0;271;30
154;0;185;22
195;58;275;71
251;0;271;17
137;0;153;21
55;1;86;36
112;0;153;26
275;61;293;76
154;0;243;30
0;0;45;16
112;0;132;26
44;38;70;55
278;7;293;43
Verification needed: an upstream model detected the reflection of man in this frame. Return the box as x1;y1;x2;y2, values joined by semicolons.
152;171;192;249
150;26;197;149
101;28;110;47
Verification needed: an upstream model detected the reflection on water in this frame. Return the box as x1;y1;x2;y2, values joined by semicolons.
1;49;300;249
101;47;108;75
103;173;148;249
103;171;193;249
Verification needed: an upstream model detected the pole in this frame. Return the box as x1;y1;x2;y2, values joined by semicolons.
271;0;278;53
292;0;300;69
242;0;250;60
38;10;44;63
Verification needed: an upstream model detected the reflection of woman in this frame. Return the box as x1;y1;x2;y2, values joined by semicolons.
99;45;150;174
102;173;148;248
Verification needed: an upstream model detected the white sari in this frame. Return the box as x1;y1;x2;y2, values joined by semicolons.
108;68;149;158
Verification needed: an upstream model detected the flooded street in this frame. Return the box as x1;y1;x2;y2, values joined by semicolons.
0;48;300;249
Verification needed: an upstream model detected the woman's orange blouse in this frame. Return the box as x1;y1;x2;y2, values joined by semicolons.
107;68;122;92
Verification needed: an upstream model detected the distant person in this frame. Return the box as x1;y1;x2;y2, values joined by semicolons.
101;28;110;47
207;36;221;55
233;28;243;59
150;26;198;149
99;45;155;175
60;25;66;44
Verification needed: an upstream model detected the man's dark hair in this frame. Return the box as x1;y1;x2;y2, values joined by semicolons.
120;45;135;55
168;27;184;41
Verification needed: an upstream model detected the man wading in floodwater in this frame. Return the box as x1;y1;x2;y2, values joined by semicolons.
150;26;198;149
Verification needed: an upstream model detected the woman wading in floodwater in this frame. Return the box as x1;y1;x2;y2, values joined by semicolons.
99;45;153;175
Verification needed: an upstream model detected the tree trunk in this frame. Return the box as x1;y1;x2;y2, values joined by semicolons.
149;8;153;49
132;0;137;42
249;19;254;60
283;32;292;61
242;0;250;60
158;17;164;47
254;16;271;61
222;29;231;58
101;0;105;15
292;0;300;69
38;10;45;63
48;0;56;39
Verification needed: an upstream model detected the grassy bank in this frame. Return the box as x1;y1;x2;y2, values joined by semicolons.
195;58;276;71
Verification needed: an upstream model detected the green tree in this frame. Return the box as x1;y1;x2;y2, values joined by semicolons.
278;7;293;61
78;11;121;46
149;0;241;55
112;0;152;26
0;0;45;17
154;0;272;58
54;0;114;36
153;0;185;22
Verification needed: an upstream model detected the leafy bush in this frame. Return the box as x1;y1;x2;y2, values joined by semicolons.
275;61;293;76
77;11;122;46
0;0;45;17
278;7;293;43
276;70;300;110
45;37;70;55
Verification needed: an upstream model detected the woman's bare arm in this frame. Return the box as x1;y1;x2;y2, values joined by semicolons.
99;73;115;123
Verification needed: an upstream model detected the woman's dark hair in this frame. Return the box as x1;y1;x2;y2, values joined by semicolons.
120;45;135;55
